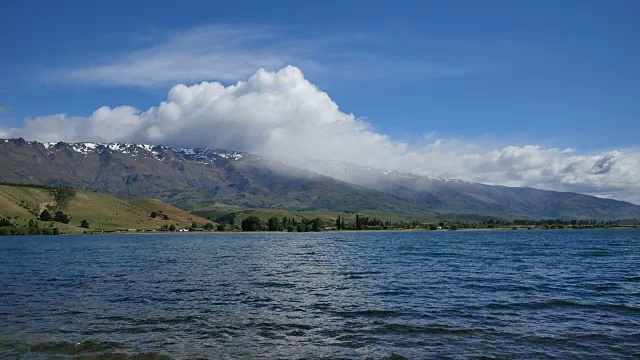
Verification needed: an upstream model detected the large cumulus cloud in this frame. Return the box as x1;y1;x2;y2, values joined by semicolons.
3;66;640;204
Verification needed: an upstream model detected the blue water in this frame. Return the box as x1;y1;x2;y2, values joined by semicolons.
0;230;639;359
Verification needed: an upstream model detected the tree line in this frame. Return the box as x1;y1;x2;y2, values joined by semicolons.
0;216;60;236
241;216;324;232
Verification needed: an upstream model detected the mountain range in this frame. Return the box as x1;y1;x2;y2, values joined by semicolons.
2;138;640;220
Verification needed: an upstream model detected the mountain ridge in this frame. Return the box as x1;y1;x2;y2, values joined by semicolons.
0;138;422;214
2;138;640;220
300;158;640;219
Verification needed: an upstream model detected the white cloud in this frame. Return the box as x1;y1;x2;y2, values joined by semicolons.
63;25;291;87
5;66;640;204
54;25;469;87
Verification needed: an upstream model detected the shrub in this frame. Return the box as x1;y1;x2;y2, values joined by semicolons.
40;210;53;221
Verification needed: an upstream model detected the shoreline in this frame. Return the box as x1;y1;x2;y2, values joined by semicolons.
62;226;640;236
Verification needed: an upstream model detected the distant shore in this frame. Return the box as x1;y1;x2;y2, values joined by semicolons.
70;226;640;236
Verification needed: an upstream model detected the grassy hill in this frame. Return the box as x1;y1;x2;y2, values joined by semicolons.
0;185;212;233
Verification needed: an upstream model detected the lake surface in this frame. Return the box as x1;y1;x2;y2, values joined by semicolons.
0;230;639;359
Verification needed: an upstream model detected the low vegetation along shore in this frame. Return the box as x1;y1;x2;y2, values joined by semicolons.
1;183;638;236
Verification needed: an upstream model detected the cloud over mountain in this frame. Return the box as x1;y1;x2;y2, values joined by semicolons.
3;66;640;204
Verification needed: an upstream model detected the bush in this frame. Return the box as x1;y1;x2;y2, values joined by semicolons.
54;211;70;224
0;217;13;227
80;220;90;229
40;210;53;221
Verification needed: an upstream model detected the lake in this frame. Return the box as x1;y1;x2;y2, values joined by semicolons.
1;230;639;358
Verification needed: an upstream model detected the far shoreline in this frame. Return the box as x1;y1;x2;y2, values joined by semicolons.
56;226;640;236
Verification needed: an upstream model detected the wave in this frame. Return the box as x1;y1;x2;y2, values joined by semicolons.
29;340;124;353
252;281;296;289
331;309;403;318
486;299;640;314
371;323;475;335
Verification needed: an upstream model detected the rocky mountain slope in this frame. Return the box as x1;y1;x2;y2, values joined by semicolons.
0;138;419;214
2;138;640;219
303;160;640;219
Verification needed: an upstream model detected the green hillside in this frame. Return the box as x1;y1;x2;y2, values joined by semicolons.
0;185;212;233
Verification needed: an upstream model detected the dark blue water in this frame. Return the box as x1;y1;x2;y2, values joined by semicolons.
1;230;639;359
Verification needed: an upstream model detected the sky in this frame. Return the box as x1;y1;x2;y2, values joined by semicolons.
1;0;640;203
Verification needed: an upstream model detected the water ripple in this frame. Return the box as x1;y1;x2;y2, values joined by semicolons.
0;229;639;358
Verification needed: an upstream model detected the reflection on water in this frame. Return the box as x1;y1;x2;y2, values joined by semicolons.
0;230;639;358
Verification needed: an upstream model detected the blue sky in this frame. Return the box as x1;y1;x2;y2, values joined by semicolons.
2;0;639;150
1;0;640;202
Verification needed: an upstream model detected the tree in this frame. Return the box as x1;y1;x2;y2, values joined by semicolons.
241;216;264;231
28;219;40;235
217;224;225;232
54;211;70;224
40;209;53;222
215;213;236;225
311;217;322;232
150;211;157;218
336;216;341;230
169;224;176;231
203;223;214;231
429;224;438;231
80;220;90;229
268;216;283;231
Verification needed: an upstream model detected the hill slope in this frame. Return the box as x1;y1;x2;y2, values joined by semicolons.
0;184;210;232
